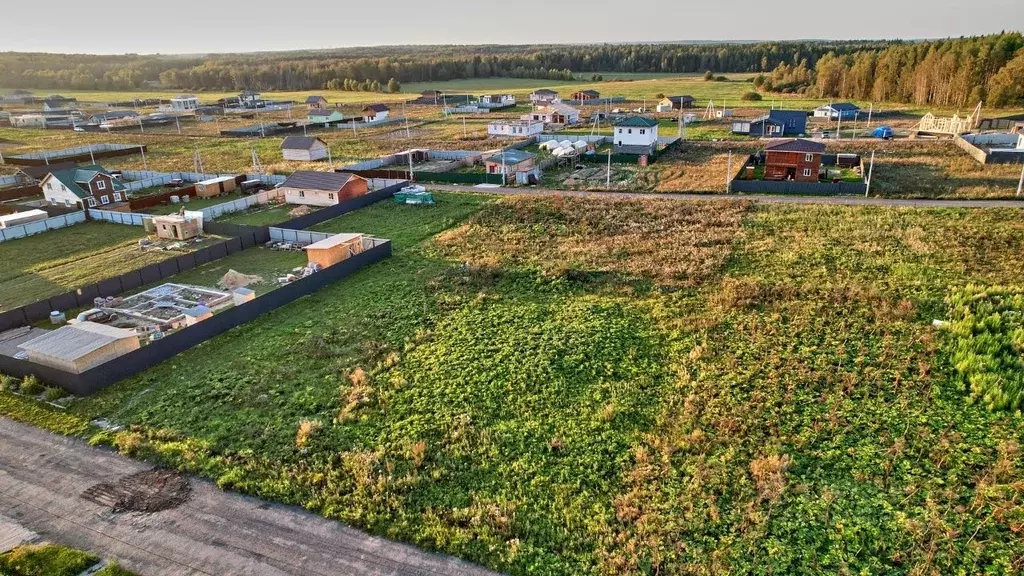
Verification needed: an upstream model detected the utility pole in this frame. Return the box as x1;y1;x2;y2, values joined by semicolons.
606;148;612;189
140;146;148;170
139;116;144;134
865;150;875;198
1017;163;1024;198
408;150;414;182
501;148;506;187
327;146;333;171
726;150;733;193
853;112;859;139
463;116;467;139
88;145;95;165
403;101;410;138
836;113;842;140
867;103;873;129
175;116;181;135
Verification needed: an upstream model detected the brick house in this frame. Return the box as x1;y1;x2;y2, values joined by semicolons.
763;139;825;182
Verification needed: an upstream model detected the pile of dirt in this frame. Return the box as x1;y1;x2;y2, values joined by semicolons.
217;269;264;290
81;468;191;513
288;205;313;217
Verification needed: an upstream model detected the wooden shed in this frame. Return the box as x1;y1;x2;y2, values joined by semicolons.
194;175;237;198
18;322;140;374
304;233;365;269
153;214;201;240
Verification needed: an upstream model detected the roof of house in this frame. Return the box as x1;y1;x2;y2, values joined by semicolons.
574;90;600;97
19;322;136;362
484;150;536;165
44;165;125;199
533;89;558;95
92;110;138;121
307;108;340;117
819;102;860;112
752;109;809;125
305;95;327;104
364;104;390;112
281;136;327;150
183;305;212;318
535;102;579;115
172;94;197;100
305;233;364;251
615;116;659;128
765;138;826;154
19;162;77;180
280;171;360;191
665;95;695;103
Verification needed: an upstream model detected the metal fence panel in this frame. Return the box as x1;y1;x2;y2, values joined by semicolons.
175;253;197;272
119;271;143;291
47;292;78;313
209;242;227;260
74;285;101;309
98;278;123;297
0;309;28;332
139;263;163;285
158;259;180;278
192;247;212;266
225;237;243;254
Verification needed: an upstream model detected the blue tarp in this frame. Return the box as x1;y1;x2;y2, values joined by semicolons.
872;126;894;139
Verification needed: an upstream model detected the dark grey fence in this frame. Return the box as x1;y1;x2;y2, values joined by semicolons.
273;182;405;230
729;179;867;195
0;237;249;332
0;241;392;395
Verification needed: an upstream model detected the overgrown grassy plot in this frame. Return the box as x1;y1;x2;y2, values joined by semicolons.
0;222;179;311
599;204;1024;574
944;285;1024;412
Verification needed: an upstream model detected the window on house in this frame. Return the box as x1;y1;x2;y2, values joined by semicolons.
46;182;53;191
640;129;646;135
628;129;632;134
87;198;97;207
805;153;814;162
328;193;335;200
803;168;812;177
113;193;122;202
100;195;109;205
96;180;106;190
298;191;305;197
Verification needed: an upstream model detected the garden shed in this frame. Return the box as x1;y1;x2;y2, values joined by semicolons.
18;322;140;374
305;233;365;269
281;136;329;162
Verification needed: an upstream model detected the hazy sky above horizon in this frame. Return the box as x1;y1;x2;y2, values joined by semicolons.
2;0;1021;54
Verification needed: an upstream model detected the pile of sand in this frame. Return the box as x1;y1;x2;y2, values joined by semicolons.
288;205;313;217
217;270;264;290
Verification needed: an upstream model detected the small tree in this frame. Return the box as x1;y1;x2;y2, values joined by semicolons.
704;70;714;81
654;92;665;99
741;91;763;101
753;74;766;88
387;78;400;93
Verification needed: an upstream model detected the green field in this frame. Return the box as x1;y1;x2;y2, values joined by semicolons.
4;192;1024;574
0;222;197;312
0;543;138;576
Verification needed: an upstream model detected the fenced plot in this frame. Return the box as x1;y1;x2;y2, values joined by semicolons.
0;211;86;242
2;144;146;166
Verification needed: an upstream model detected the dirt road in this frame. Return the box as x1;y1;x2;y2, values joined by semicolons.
0;417;499;576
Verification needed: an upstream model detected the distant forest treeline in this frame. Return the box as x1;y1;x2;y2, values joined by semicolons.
1;34;1022;106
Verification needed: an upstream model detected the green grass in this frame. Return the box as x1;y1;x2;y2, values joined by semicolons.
143;192;245;215
0;544;98;576
5;193;1024;574
152;246;307;297
215;203;296;226
0;222;191;312
94;562;139;576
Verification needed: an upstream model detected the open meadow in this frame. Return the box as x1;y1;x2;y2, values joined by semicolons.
4;190;1024;574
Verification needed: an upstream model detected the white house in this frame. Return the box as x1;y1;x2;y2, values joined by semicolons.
169;95;199;113
363;104;390;122
530;89;559;104
523;103;580;126
487;119;543;138
479;94;516;106
281;136;329;162
613;116;660;155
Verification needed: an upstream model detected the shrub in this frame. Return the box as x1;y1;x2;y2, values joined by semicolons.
703;70;714;81
295;419;323;448
715;75;729;82
741;91;763;101
19;375;43;396
42;387;66;402
0;544;98;576
0;373;17;392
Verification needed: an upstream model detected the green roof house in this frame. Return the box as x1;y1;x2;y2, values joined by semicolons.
39;164;127;208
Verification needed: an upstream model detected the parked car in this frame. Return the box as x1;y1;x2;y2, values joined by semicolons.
74;308;116;324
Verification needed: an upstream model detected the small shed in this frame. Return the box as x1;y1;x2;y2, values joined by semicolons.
183;305;213;326
18;321;140;374
195;175;237;198
153;214;201;240
304;233;365;269
305;95;329;110
281;136;329;162
232;287;256;306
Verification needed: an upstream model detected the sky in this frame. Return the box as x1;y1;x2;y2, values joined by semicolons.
1;0;1021;54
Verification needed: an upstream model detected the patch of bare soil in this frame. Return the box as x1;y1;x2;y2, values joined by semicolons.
81;468;191;513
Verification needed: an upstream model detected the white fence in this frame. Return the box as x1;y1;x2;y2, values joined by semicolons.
120;171;286;193
0;211;86;242
89;209;147;226
199;188;285;220
368;178;407;190
268;228;333;245
5;143;142;162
